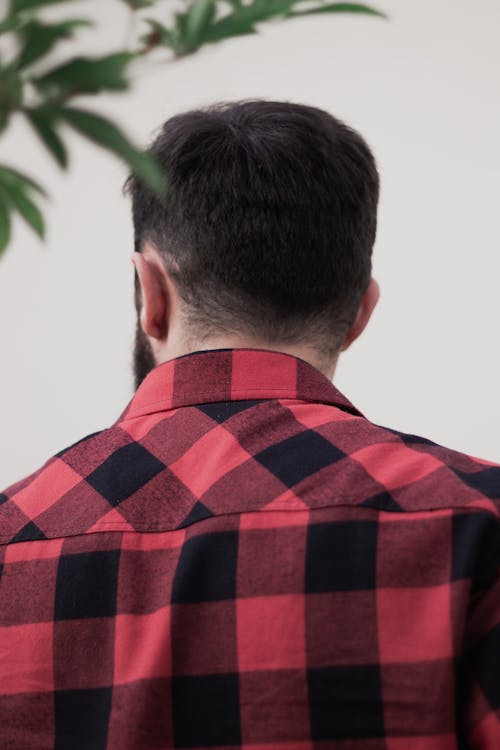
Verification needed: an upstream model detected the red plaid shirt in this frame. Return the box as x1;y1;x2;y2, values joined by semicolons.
1;347;500;749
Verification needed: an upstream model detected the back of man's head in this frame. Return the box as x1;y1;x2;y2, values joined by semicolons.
125;99;379;362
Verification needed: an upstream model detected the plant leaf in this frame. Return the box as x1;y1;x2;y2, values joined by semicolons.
0;64;23;133
0;109;8;133
173;10;189;40
0;64;24;110
184;0;216;50
59;107;166;196
0;193;11;256
202;13;257;44
240;0;296;23
120;0;157;7
287;2;387;19
1;182;45;239
0;16;23;34
24;107;68;167
0;164;47;195
142;19;177;51
32;52;137;98
201;0;295;47
15;19;93;70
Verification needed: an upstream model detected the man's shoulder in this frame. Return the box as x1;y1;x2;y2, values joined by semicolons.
0;428;109;544
1;407;499;546
353;417;500;515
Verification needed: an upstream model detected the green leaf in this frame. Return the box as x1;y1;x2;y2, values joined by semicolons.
0;194;11;257
59;107;166;196
15;19;93;70
120;0;157;7
0;109;8;133
142;19;177;51
202;14;257;44
0;164;47;195
0;16;23;34
1;182;45;239
240;0;296;23
173;11;189;48
11;0;80;12
24;107;68;167
184;0;216;49
0;64;23;133
33;52;137;99
287;2;387;19
201;0;295;46
0;65;24;111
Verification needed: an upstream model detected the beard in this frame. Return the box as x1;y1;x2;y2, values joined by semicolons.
133;313;158;391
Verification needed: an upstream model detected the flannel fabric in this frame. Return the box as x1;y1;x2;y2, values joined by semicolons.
1;347;500;750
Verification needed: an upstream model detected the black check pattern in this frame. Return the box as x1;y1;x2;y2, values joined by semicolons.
86;443;165;506
0;347;499;750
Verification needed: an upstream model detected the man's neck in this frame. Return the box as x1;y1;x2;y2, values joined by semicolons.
157;335;338;381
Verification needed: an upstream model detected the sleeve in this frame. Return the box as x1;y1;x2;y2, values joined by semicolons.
461;563;500;748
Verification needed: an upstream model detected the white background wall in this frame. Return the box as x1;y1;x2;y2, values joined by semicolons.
1;0;499;490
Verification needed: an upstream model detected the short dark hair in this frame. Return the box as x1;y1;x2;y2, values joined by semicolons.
124;99;379;361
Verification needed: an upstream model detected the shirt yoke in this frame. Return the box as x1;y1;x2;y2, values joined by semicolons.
1;397;499;546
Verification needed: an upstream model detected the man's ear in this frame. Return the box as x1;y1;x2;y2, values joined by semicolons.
340;278;380;352
131;251;167;340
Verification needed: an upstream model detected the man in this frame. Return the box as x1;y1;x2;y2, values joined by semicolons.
0;99;499;749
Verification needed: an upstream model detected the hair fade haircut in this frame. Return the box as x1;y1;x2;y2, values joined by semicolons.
124;99;379;362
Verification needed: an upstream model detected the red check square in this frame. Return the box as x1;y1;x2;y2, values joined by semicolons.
377;584;453;663
231;349;297;395
4;538;63;564
352;442;442;491
237;594;306;671
170;425;251;497
12;459;82;521
0;622;53;695
114;607;172;685
118;411;175;442
292;401;354;430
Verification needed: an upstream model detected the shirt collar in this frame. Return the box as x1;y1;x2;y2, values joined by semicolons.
115;347;363;423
